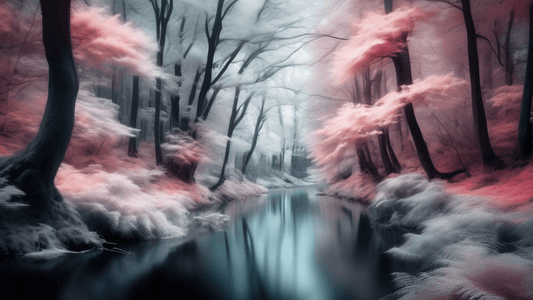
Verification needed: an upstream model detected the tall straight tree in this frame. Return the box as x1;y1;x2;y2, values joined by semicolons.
384;0;464;179
128;75;140;157
0;0;100;254
362;68;399;175
170;14;198;129
242;96;267;176
119;6;140;158
460;0;501;168
149;0;173;165
195;0;239;120
519;4;533;159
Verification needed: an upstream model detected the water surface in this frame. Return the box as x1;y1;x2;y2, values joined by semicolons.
0;187;395;299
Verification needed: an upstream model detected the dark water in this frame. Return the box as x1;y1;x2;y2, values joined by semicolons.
0;187;395;300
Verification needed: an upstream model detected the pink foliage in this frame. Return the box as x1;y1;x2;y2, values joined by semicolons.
446;164;533;208
311;74;467;181
65;84;137;162
488;85;523;119
71;5;161;79
393;73;468;107
162;133;206;166
333;5;432;85
0;3;13;35
487;85;524;152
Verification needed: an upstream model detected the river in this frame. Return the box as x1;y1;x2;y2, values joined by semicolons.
0;186;395;300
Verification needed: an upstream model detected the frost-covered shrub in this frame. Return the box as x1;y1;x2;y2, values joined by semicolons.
0;178;102;256
56;164;196;241
161;129;204;183
370;174;533;300
369;174;453;228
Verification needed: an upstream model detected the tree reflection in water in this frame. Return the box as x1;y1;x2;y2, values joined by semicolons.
0;187;395;300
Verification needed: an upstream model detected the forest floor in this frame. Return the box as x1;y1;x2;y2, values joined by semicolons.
327;145;533;299
324;141;533;208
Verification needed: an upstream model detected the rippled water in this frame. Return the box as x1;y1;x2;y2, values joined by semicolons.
0;187;395;300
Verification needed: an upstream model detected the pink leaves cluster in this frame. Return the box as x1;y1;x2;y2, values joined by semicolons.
162;133;206;166
487;85;524;151
488;85;523;119
387;73;469;108
311;100;401;180
311;74;467;180
71;5;161;80
333;6;431;85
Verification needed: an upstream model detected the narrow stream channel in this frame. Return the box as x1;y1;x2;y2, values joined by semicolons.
0;187;395;300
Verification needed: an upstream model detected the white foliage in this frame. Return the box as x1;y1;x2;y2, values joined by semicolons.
370;174;533;300
75;83;137;138
193;213;230;231
56;164;197;240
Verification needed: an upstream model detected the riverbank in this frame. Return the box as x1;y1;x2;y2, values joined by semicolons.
368;174;533;299
0;186;395;300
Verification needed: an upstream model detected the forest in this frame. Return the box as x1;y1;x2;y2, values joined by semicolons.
1;0;533;299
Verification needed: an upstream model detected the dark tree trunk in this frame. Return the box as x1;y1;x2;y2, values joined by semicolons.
210;87;253;190
188;67;202;106
154;76;163;165
151;0;173;166
364;68;396;175
357;147;368;174
197;0;224;119
170;63;181;129
0;0;101;254
23;4;79;184
385;0;465;179
461;0;501;168
378;129;394;175
518;4;533;159
111;68;119;105
370;68;401;174
242;98;265;175
363;143;375;169
504;10;515;86
375;70;401;169
357;147;381;180
384;127;401;171
402;95;464;179
279;150;284;171
128;75;140;157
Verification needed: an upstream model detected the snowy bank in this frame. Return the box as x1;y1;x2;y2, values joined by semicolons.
369;174;533;300
255;171;314;189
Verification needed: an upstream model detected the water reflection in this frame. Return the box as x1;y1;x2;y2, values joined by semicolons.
0;187;395;300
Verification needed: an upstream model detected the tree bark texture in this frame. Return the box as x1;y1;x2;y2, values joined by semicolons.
242;97;266;175
197;0;224;119
210;86;240;191
386;0;464;179
0;0;101;254
170;63;181;129
504;10;515;86
151;0;173;166
128;75;140;157
461;0;501;168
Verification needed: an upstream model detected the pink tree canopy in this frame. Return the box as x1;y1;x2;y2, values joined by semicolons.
71;5;161;80
312;74;467;180
333;5;432;85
